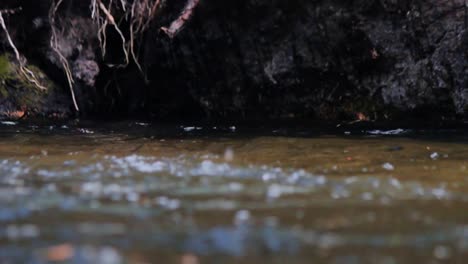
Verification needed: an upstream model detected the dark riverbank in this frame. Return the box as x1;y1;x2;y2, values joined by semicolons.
1;0;467;122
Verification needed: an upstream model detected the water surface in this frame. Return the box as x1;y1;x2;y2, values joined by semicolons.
1;122;468;263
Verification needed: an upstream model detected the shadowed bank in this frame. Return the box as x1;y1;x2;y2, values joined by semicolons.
0;0;467;122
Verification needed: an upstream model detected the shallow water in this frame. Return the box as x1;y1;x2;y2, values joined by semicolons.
1;121;468;263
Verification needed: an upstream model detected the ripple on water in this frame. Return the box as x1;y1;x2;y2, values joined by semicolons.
366;129;410;135
0;146;468;263
0;121;18;126
2;125;468;263
1;155;467;213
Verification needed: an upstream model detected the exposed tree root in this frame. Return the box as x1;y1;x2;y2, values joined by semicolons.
0;10;47;91
95;0;130;67
49;0;80;111
2;0;201;112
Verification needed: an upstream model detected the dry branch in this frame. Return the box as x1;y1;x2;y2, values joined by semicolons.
161;0;200;38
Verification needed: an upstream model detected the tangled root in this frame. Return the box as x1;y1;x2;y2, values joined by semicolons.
0;10;47;91
3;0;200;112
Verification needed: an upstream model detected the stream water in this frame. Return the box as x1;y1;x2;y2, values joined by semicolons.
1;121;468;263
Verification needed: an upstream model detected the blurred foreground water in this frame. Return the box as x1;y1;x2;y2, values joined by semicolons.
1;121;468;263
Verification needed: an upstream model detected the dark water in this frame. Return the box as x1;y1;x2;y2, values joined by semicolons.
1;121;468;263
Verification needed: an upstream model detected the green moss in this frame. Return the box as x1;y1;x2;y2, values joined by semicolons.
0;52;71;120
0;86;8;98
19;66;47;91
0;53;54;108
0;55;11;80
0;55;11;98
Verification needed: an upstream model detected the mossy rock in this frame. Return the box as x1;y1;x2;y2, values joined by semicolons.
0;55;11;80
0;52;72;120
0;54;12;98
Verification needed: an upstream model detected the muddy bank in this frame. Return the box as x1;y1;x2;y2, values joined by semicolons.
0;0;467;121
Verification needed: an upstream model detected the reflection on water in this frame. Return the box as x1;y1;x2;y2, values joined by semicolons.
1;122;468;263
